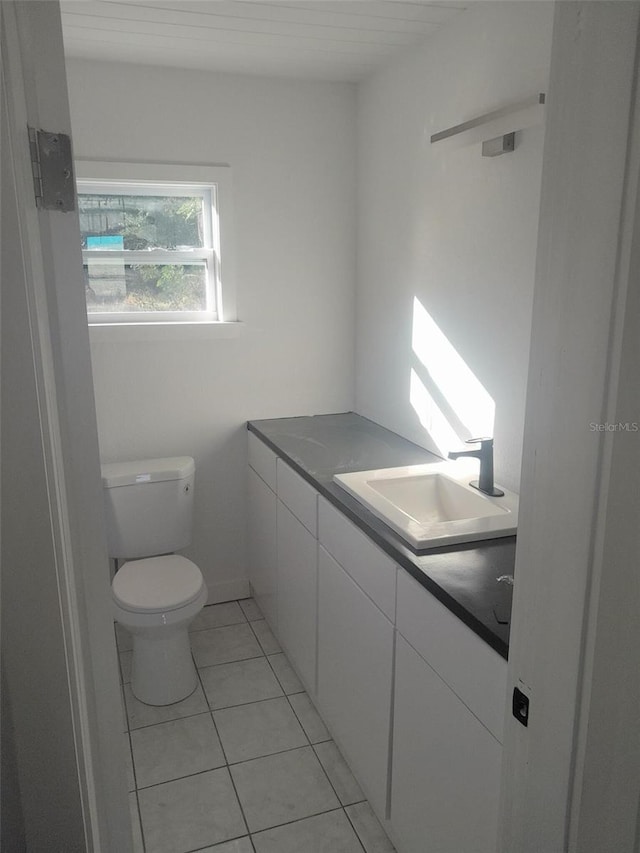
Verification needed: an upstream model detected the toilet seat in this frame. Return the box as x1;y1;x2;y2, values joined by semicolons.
112;554;204;614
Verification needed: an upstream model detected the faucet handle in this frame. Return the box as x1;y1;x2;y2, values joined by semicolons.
466;436;493;446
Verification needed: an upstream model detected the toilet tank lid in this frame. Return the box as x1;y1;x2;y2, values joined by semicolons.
101;456;195;488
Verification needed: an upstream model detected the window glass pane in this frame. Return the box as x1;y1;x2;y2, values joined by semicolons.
84;259;207;313
78;194;205;250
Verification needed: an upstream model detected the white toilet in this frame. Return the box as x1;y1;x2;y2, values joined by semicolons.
101;456;208;706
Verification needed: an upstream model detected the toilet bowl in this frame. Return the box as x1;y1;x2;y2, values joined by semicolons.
113;554;207;706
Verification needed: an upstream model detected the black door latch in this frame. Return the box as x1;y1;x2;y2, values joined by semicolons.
512;687;529;727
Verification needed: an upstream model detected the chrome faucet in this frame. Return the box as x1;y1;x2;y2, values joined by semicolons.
448;437;504;497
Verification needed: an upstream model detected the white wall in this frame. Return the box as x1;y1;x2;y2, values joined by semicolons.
65;60;356;601
355;1;553;491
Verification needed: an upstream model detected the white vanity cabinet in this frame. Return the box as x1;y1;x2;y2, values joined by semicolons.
247;433;318;692
247;429;509;853
276;458;318;694
247;434;278;630
389;570;507;853
316;497;397;822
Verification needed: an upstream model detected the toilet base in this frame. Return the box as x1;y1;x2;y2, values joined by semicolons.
113;571;207;706
130;626;198;706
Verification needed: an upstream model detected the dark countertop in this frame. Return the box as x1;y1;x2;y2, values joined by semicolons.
248;413;514;659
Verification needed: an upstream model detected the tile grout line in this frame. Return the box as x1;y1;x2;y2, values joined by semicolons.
127;706;208;733
343;804;374;853
250;806;359;844
278;674;369;830
126;728;138;790
247;619;281;656
188;601;250;633
264;651;305;697
126;668;284;716
132;788;147;853
158;832;259;853
196;653;280;679
223;738;323;772
215;621;365;824
195;651;254;843
195;624;358;846
285;690;331;745
182;829;255;853
189;618;247;634
122;606;259;849
131;738;348;794
194;649;265;670
132;663;304;782
259;642;372;850
118;627;147;851
308;740;367;809
134;764;224;793
123;599;392;851
209;691;287;714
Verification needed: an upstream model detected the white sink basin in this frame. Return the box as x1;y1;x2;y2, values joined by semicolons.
333;461;518;550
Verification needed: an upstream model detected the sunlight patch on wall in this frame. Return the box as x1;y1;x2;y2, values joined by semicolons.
410;297;495;455
409;368;461;453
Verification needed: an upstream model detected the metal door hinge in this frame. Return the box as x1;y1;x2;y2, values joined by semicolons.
28;126;75;211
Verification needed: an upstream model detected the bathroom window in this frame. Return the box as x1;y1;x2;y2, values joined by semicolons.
76;162;235;328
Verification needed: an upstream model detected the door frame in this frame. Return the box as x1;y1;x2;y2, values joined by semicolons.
1;2;131;849
500;4;640;851
3;1;640;850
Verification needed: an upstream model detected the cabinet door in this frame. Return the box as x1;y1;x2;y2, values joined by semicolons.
277;501;317;694
391;634;502;853
247;467;277;631
317;545;394;820
397;570;507;743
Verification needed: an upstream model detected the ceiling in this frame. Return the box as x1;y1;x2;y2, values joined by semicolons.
60;1;466;82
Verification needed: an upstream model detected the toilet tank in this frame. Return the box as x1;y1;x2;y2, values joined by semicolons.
101;457;195;559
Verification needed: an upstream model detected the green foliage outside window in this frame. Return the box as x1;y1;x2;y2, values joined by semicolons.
79;193;208;313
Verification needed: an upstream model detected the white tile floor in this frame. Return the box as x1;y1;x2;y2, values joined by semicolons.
119;598;396;853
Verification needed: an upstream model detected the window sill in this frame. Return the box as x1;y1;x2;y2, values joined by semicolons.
88;320;243;344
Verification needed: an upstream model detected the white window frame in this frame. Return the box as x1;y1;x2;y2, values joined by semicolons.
75;161;236;329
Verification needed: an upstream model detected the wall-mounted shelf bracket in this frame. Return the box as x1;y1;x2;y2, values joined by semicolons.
430;93;546;144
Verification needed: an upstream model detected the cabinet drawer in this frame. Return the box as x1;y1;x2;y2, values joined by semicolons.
318;497;396;620
248;432;277;492
277;459;317;537
397;570;507;742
